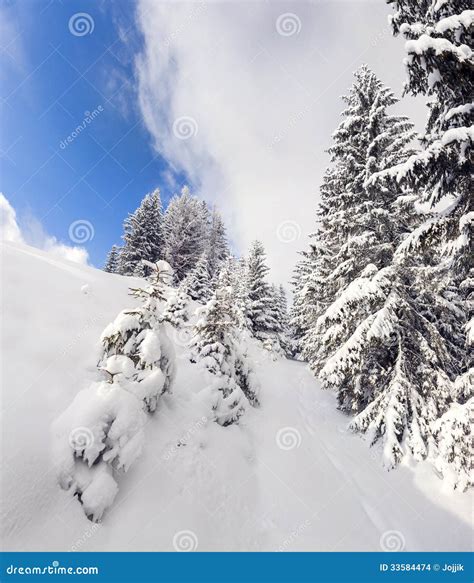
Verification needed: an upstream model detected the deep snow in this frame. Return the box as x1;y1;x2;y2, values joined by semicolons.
1;241;471;552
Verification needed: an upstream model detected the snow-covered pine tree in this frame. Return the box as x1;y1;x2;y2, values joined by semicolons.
216;256;247;329
296;67;461;467
191;286;259;425
119;189;164;276
246;240;279;339
206;209;229;280
104;245;121;273
161;282;190;328
290;247;315;355
53;261;175;521
383;0;473;486
186;252;213;303
383;0;473;353
162;186;210;283
274;284;293;357
302;65;416;372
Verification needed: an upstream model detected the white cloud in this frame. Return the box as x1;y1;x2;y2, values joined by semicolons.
0;193;23;243
0;194;89;265
135;0;426;286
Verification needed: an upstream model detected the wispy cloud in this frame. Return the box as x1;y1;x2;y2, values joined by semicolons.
0;194;89;265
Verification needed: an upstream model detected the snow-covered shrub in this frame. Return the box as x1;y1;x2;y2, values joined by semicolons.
191;285;260;425
52;261;175;521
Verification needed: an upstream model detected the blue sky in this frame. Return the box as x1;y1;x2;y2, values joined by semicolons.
1;0;427;282
1;0;185;267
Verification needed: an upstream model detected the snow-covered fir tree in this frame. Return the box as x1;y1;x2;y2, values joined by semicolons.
245;240;279;339
215;256;247;329
104;245;121;273
206;209;229;281
302;65;416;366
295;67;463;467
274;284;293;357
161;282;190;328
185;252;213;303
118;189;164;276
364;1;474;484
53;261;175;521
290;247;315;355
191;285;259;425
162;186;209;283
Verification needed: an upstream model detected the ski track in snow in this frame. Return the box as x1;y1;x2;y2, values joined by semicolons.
1;241;472;552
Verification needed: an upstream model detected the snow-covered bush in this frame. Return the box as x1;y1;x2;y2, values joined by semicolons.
191;285;260;425
52;261;175;521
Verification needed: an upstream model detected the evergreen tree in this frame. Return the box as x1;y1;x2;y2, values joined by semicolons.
382;0;473;483
302;66;417;371
206;209;229;280
296;67;458;467
53;261;175;521
119;189;164;276
290;247;315;354
161;283;190;328
216;256;247;329
186;252;213;303
104;245;121;273
162;186;209;283
246;240;279;338
191;286;259;425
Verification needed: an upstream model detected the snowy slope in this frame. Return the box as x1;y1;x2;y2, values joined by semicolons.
1;241;471;552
